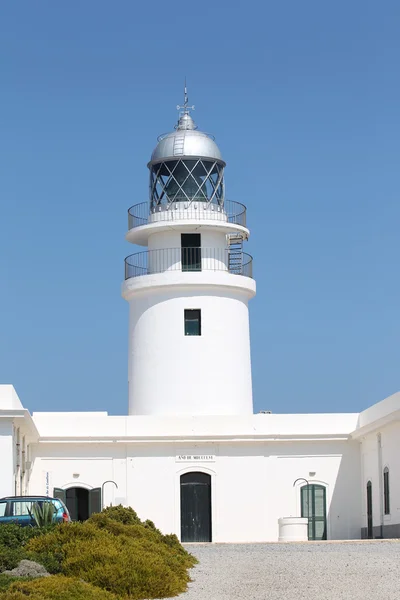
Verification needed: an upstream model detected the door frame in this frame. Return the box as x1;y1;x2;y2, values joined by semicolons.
180;472;212;542
300;483;327;540
294;479;330;540
54;482;101;521
175;466;216;542
58;481;94;491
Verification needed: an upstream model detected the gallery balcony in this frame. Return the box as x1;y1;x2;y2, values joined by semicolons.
124;247;254;280
127;199;247;230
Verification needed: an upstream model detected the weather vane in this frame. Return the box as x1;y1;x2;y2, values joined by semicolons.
177;78;195;113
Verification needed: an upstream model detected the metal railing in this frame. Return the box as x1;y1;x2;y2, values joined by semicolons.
124;247;253;280
127;199;247;230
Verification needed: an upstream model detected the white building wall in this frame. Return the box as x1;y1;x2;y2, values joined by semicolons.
360;421;400;538
266;441;361;540
125;217;255;417
147;229;230;274
28;438;361;542
0;421;14;498
381;422;400;534
148;228;229;252
127;287;253;416
29;443;121;506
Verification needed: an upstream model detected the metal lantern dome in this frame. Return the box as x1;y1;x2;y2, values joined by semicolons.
150;116;224;164
148;89;225;212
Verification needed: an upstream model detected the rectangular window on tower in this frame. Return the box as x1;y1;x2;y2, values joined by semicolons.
184;309;201;336
181;234;201;272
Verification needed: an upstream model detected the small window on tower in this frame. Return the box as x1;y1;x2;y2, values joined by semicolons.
184;309;201;336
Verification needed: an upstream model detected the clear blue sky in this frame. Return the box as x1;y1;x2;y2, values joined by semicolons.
1;1;399;415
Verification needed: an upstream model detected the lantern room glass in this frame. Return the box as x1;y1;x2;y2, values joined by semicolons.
150;159;225;210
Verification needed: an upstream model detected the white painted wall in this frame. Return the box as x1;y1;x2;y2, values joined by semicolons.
125;217;255;416
28;437;361;542
29;443;122;508
147;229;230;273
357;392;400;430
148;202;230;226
31;412;360;440
360;421;400;534
126;286;254;416
0;385;24;410
2;384;397;543
148;228;229;251
381;422;400;528
0;420;14;498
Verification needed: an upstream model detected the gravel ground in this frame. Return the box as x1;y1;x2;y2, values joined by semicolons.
174;541;400;600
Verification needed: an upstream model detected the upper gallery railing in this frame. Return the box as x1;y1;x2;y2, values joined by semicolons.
127;199;247;230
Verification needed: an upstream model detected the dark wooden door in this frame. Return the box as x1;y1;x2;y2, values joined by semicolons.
181;233;201;271
366;481;373;539
301;484;327;540
54;487;101;521
180;472;211;542
65;487;89;521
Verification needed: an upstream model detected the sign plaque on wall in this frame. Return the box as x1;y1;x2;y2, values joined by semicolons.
42;470;52;497
176;455;215;463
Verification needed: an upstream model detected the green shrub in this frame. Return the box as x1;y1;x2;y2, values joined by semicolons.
0;575;118;599
89;506;196;566
0;525;38;550
0;575;32;593
0;524;58;574
0;548;27;573
96;505;141;526
26;508;197;599
0;524;56;551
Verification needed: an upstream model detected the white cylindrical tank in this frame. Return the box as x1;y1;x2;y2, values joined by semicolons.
278;517;309;542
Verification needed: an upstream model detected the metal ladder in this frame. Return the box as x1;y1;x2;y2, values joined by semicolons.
227;233;244;274
173;133;185;156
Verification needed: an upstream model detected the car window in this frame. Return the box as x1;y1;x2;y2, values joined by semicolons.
52;500;63;512
11;501;35;516
0;502;7;517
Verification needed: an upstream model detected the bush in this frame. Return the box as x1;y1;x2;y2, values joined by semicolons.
97;505;140;526
0;575;118;599
0;525;39;550
26;506;197;599
0;524;57;574
0;575;32;593
0;549;25;573
89;506;195;565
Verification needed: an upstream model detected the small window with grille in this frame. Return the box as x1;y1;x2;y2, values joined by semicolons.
184;309;201;336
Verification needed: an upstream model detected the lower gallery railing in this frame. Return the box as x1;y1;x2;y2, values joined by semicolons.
124;247;253;280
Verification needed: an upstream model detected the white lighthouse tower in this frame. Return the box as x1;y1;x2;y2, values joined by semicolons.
122;91;256;416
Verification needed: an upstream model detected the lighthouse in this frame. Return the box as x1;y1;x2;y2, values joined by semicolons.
122;90;256;416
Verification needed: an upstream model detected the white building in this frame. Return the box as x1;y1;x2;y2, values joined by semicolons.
1;97;399;542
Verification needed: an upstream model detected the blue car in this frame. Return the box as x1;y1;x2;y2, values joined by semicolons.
0;496;71;527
